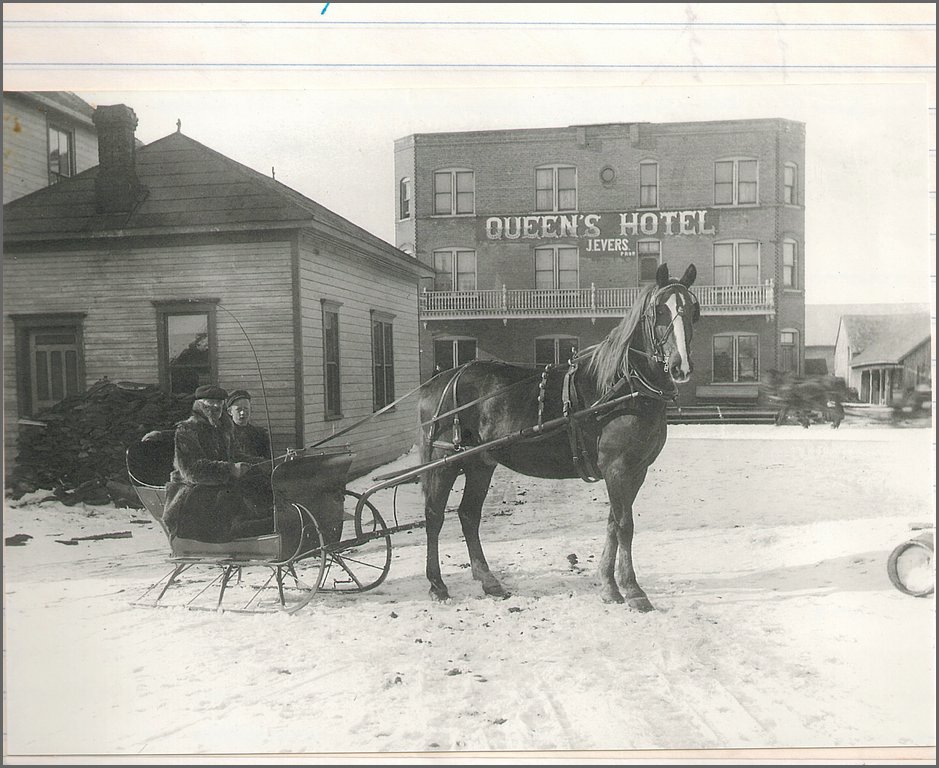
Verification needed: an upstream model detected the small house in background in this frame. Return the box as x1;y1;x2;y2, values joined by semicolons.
833;313;932;404
3;104;432;479
3;92;101;204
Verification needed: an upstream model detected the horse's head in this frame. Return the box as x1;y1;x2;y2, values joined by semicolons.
648;263;700;385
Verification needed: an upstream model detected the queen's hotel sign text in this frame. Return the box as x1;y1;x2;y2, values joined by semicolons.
481;209;717;257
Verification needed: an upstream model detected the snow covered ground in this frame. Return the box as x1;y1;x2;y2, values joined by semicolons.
3;424;936;763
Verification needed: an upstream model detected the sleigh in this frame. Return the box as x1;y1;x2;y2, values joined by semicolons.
126;438;399;613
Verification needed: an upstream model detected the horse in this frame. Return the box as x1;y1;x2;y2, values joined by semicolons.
417;263;700;611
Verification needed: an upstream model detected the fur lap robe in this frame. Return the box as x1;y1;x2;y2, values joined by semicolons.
164;404;270;543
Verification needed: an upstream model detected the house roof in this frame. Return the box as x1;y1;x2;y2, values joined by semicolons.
3;131;423;273
839;313;932;367
806;302;931;347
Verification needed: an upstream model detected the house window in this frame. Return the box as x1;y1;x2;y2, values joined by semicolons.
535;246;579;289
371;312;395;410
156;301;218;395
433;248;476;291
434;169;474;215
433;338;477;372
712;333;759;383
637;240;661;285
780;330;799;374
48;125;74;184
783;239;798;289
12;313;86;416
322;301;342;418
535;336;579;367
399;177;411;219
535;165;577;212
714;158;758;205
784;163;798;205
639;161;658;208
713;241;760;285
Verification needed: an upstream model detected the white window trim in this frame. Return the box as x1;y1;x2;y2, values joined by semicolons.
782;237;799;291
534;164;578;213
711;332;761;384
713;239;761;285
534;244;580;289
638;159;659;209
713;157;759;207
432;168;475;217
432;247;478;291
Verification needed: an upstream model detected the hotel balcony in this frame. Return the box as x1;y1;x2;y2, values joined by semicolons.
419;281;775;321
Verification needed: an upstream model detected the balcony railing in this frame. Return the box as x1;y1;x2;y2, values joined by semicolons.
419;281;775;320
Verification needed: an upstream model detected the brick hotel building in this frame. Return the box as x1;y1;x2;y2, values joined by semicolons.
394;119;805;406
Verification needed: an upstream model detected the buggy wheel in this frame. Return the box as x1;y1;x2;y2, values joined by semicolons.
269;503;327;614
887;535;934;597
319;490;392;592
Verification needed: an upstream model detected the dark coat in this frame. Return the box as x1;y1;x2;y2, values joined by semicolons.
231;423;271;462
163;408;249;542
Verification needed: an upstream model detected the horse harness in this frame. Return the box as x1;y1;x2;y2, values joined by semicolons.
428;283;693;483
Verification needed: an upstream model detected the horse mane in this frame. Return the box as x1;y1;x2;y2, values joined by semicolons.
586;282;658;393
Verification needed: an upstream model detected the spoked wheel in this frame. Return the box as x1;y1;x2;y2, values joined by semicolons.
887;533;935;597
319;490;392;592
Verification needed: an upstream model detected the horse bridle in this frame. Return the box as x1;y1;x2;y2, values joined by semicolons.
637;284;699;370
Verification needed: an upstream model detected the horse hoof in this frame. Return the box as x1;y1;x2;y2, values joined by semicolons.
600;589;625;604
627;596;655;612
429;586;451;602
484;585;510;599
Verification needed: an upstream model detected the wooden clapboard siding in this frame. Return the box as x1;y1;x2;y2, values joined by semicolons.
3;237;297;469
297;234;422;476
3;92;98;204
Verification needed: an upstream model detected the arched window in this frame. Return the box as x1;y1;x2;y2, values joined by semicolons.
535;165;577;212
712;333;759;383
433;168;474;215
714;157;758;205
399;177;411;219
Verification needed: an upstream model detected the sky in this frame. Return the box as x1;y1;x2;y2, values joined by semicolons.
4;3;933;309
76;82;932;307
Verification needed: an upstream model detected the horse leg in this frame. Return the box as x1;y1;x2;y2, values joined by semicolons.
456;463;506;598
598;466;654;612
421;464;460;602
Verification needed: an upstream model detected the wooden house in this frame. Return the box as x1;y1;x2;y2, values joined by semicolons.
833;313;932;404
3;104;432;477
3;91;100;204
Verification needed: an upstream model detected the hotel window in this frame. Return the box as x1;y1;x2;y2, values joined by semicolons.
433;338;477;372
371;312;395;410
535;165;577;212
535;245;579;289
639;161;658;208
713;241;760;285
637;240;661;286
783;163;798;205
399;177;411;219
780;330;799;374
783;239;798;289
434;169;474;215
13;313;86;416
433;248;477;291
155;301;218;395
535;336;579;367
322;301;342;418
712;333;759;383
714;158;758;205
48;124;74;184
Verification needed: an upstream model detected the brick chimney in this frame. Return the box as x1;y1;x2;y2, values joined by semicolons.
92;104;147;213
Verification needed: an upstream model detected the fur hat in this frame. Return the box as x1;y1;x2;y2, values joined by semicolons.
226;389;251;409
194;384;228;402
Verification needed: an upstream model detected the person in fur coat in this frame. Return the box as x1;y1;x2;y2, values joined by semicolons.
163;385;270;542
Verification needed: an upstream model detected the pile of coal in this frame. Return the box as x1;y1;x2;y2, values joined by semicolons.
9;378;192;502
